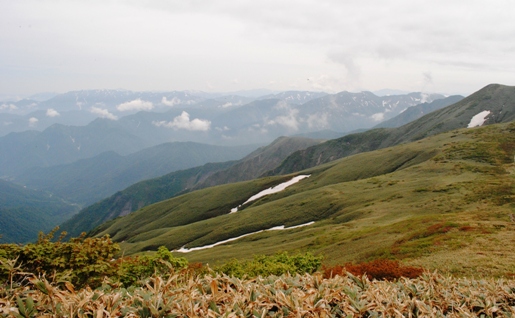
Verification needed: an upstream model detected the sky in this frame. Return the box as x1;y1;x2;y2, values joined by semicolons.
1;0;514;98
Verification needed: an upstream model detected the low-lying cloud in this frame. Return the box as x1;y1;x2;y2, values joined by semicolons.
90;106;118;120
161;96;181;107
306;112;329;129
117;99;154;112
46;108;60;117
0;103;18;111
28;117;38;127
152;111;211;131
370;112;385;122
267;109;300;131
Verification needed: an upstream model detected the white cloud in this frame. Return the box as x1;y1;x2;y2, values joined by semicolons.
161;96;180;107
28;117;38;127
117;99;154;112
46;108;60;117
306;112;329;129
152;111;210;131
90;106;118;120
215;126;230;131
267;109;300;131
0;103;18;111
371;113;385;122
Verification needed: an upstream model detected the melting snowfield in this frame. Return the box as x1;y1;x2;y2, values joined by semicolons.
468;110;491;128
230;174;310;213
175;221;315;253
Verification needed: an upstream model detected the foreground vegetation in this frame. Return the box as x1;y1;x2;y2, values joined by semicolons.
1;234;514;316
2;269;514;316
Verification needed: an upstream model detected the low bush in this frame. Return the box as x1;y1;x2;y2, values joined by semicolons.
0;229;188;288
216;252;322;278
0;228;119;288
322;259;424;281
115;246;188;286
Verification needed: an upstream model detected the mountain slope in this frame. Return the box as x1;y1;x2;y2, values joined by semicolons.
92;121;515;276
16;142;258;205
269;84;515;175
0;180;79;243
60;136;323;237
196;136;324;188
373;95;464;128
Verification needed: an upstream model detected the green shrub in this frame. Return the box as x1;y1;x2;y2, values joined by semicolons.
0;228;120;288
115;246;188;286
216;252;322;278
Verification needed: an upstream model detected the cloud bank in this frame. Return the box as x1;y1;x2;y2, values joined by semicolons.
152;111;211;131
117;99;154;112
46;108;60;117
28;117;38;127
90;106;118;120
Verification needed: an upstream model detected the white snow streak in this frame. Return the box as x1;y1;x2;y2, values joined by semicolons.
467;110;490;128
230;175;310;213
243;175;310;205
175;222;315;253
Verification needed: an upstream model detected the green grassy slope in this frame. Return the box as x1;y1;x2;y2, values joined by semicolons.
61;161;236;237
374;95;464;128
94;121;515;276
269;84;515;175
63;136;322;237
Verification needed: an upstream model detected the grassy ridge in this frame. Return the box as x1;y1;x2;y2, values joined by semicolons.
95;121;515;276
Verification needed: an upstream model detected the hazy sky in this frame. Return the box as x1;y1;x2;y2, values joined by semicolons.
1;0;514;97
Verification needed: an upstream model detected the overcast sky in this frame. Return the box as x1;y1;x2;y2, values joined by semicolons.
1;0;514;97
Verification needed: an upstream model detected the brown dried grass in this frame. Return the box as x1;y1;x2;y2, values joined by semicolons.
1;271;514;317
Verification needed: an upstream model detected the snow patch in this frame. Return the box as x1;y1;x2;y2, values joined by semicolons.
467;110;491;128
175;222;315;253
230;175;310;213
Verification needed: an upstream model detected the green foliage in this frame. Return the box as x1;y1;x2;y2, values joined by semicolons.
116;246;188;286
0;230;191;288
215;252;322;278
0;228;120;288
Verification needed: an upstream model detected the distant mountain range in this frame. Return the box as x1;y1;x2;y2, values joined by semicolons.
0;89;453;178
15;142;259;206
0;86;472;244
270;84;514;175
62;84;510;239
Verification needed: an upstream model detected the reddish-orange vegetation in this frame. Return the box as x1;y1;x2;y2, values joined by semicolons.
322;259;425;281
